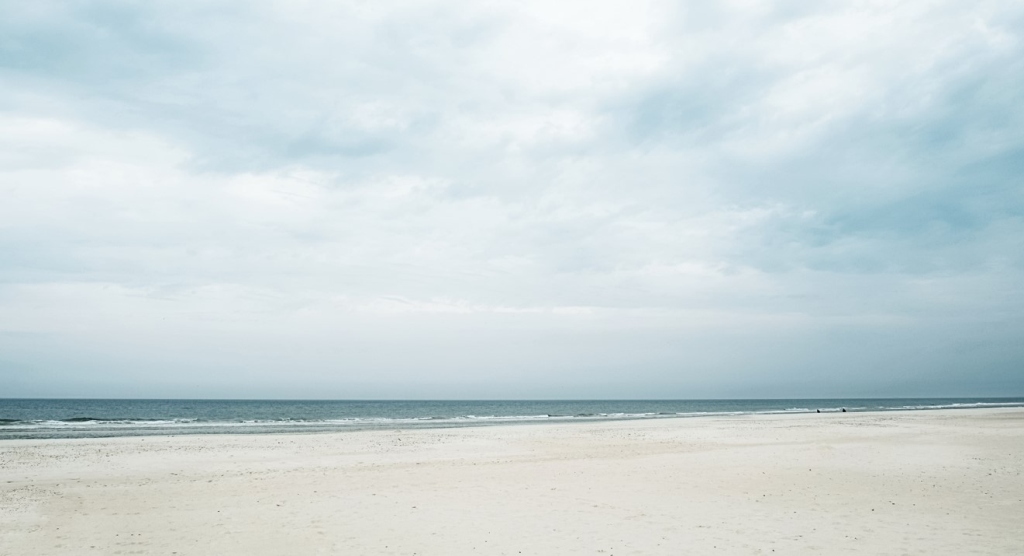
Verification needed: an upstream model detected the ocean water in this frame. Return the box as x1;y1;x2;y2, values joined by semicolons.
1;398;1022;440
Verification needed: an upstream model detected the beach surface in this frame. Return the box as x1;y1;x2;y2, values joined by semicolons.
2;408;1022;555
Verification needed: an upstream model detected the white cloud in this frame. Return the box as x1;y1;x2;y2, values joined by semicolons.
1;0;1022;397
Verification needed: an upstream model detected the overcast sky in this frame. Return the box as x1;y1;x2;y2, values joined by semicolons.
2;0;1022;399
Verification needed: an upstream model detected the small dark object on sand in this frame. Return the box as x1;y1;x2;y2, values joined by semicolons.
842;408;847;412
816;409;820;413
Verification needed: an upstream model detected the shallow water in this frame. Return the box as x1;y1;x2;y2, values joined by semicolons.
1;397;1022;439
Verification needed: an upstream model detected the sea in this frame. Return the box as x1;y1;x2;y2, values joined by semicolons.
1;398;1022;440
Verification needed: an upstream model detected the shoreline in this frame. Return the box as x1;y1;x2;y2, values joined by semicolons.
3;407;1022;555
2;403;1023;442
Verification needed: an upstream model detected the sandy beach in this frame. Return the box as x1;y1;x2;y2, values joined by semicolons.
1;408;1022;555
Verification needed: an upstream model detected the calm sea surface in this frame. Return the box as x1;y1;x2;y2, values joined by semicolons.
1;398;1022;440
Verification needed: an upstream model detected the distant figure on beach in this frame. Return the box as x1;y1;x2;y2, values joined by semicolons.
842;408;847;412
816;409;820;413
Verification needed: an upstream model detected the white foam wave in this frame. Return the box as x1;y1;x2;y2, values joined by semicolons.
2;401;1022;435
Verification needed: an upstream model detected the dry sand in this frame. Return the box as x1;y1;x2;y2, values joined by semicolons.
1;408;1022;555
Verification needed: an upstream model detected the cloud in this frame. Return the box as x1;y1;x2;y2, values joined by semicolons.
1;0;1022;397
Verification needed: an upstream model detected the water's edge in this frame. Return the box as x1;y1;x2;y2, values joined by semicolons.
1;398;1021;440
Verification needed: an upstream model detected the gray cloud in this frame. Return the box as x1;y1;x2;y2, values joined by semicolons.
1;0;1022;398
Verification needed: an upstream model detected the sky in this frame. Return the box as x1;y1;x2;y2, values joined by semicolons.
1;0;1022;399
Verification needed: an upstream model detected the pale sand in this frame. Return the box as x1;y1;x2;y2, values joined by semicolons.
2;409;1023;555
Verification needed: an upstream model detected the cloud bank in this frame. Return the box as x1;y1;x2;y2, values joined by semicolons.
2;0;1022;398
